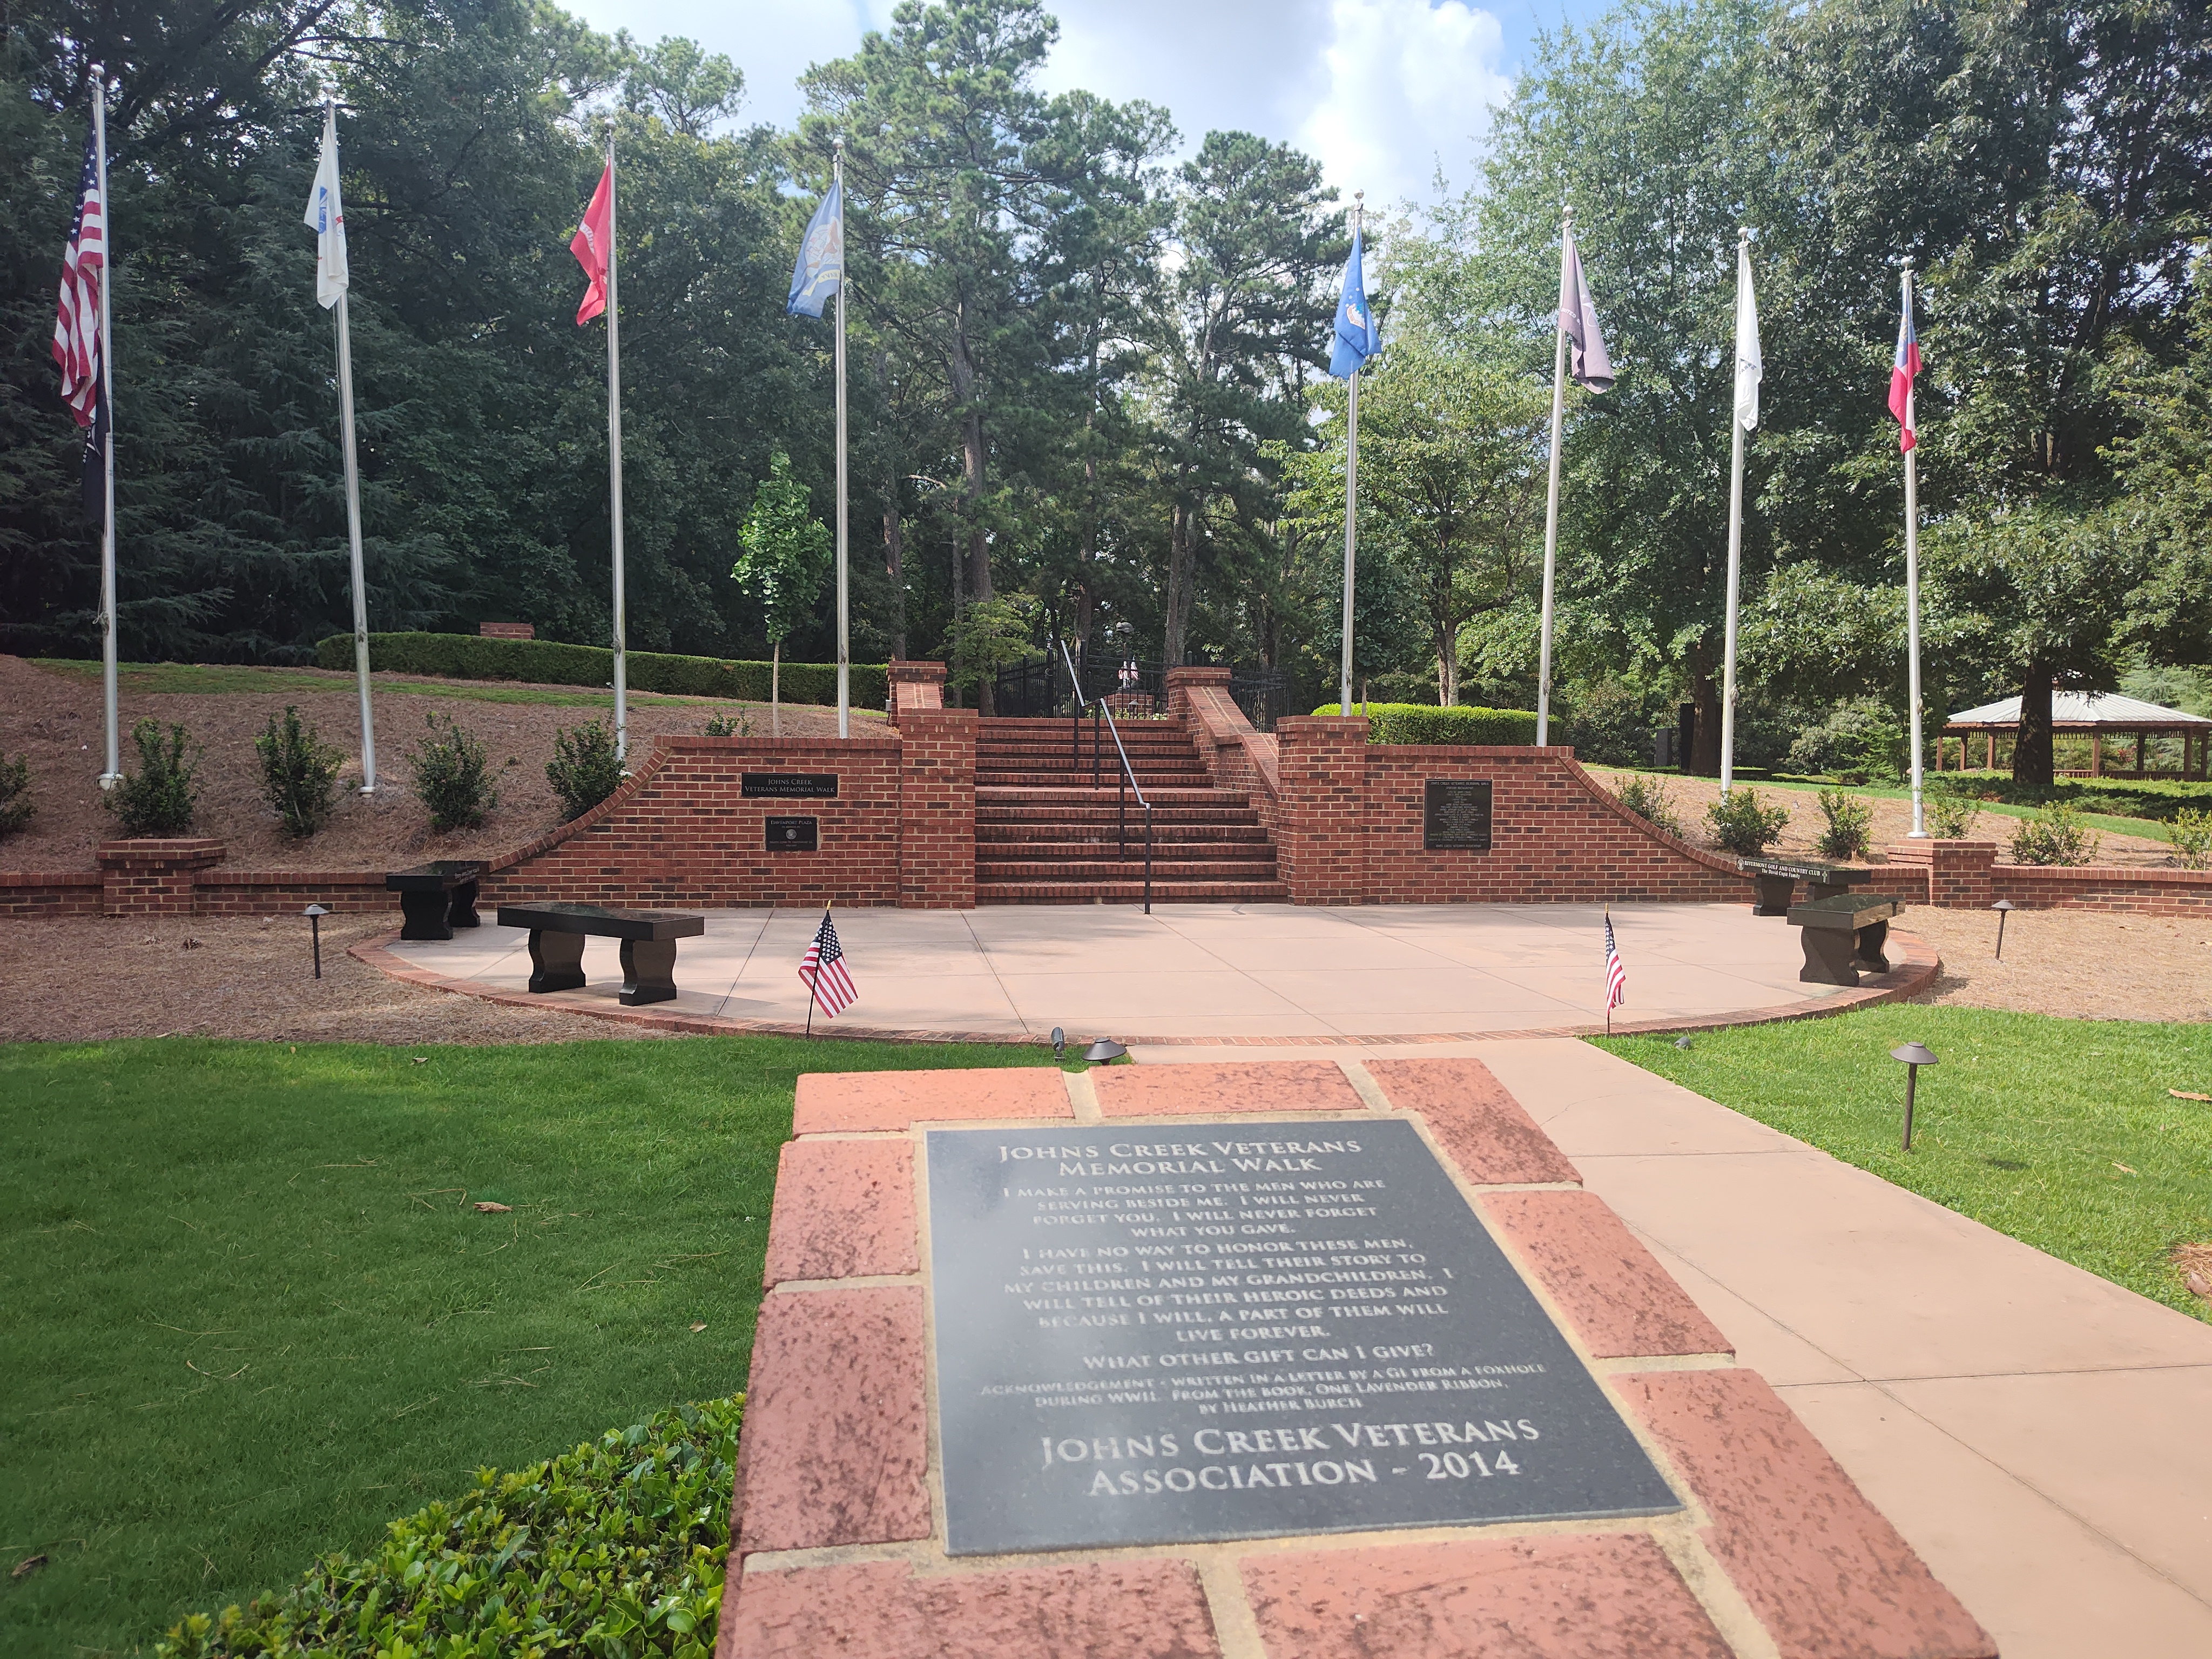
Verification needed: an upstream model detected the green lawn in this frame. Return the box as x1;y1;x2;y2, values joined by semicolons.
0;1035;1057;1658
27;659;732;709
1596;1006;2212;1320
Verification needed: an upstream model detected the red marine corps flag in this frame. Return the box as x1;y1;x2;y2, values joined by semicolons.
571;163;612;324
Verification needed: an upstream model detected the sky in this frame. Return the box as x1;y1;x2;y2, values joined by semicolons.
567;0;1607;211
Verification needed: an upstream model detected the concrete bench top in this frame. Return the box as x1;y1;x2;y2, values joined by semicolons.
495;902;705;942
1788;893;1899;928
385;860;488;891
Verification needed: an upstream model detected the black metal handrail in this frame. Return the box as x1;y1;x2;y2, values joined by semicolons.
1058;640;1152;915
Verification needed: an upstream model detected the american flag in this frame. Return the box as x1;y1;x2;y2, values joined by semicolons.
1604;913;1628;1011
799;907;858;1020
53;127;105;428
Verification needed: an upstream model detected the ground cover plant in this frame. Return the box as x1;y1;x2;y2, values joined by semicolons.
1597;1005;2212;1320
0;1034;1065;1656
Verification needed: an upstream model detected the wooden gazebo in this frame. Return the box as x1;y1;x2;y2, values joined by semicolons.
1939;691;2211;779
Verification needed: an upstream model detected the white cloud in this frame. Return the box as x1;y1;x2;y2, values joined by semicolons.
1297;0;1511;210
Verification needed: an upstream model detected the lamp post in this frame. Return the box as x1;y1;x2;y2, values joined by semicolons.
1991;898;2016;960
305;903;330;979
1890;1041;1938;1151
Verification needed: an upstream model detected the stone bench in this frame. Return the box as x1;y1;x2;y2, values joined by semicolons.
1787;892;1898;986
496;902;706;1006
1739;857;1874;917
385;860;488;941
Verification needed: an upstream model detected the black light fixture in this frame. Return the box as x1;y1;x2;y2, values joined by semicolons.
1991;898;2017;960
1890;1041;1938;1151
1051;1027;1066;1062
305;903;330;979
1084;1039;1127;1064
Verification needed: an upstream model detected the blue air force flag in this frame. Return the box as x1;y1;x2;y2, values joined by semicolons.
1330;226;1379;379
787;178;845;318
302;104;348;310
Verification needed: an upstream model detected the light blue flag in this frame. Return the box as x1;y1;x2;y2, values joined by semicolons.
1329;226;1379;379
787;178;844;317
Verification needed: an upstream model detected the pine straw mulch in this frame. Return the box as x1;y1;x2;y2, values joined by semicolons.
1896;904;2210;1024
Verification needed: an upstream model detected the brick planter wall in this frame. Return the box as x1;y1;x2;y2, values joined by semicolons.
887;660;947;726
1276;717;1370;903
896;709;976;909
1884;840;1992;907
97;839;226;916
0;870;102;918
1992;862;2212;914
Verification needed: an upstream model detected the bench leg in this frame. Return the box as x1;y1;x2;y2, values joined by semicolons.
619;938;679;1006
1796;927;1860;987
398;887;454;942
447;877;482;930
527;928;587;993
1752;873;1796;916
1853;918;1891;974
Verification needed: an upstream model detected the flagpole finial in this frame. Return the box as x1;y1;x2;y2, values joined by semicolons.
1738;225;1751;245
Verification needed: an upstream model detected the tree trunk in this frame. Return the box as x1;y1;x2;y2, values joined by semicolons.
2013;670;2055;788
771;639;781;739
1164;496;1197;666
882;474;906;663
951;303;993;714
1687;657;1722;777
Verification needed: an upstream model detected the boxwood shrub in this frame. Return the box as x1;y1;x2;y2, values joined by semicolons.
156;1395;740;1658
1309;702;1538;746
318;632;889;711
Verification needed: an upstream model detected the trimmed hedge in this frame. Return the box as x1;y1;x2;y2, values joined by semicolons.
316;632;889;710
157;1395;740;1658
1310;702;1539;746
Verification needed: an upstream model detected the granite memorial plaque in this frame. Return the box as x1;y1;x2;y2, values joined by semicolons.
926;1116;1678;1555
764;815;818;852
742;772;839;799
1423;779;1493;851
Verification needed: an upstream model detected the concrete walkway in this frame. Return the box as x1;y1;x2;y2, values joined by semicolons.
386;901;1912;1042
1152;1038;2207;1659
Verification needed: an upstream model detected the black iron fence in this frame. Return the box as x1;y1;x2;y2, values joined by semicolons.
991;652;1304;729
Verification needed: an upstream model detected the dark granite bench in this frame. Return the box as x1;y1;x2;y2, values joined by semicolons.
1787;893;1898;986
495;902;706;1006
385;860;489;941
1739;857;1874;917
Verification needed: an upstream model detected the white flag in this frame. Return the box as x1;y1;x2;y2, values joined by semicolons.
1733;239;1761;431
302;105;348;310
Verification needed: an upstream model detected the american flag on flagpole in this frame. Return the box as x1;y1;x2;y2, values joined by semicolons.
52;129;104;428
1604;913;1628;1013
799;907;858;1020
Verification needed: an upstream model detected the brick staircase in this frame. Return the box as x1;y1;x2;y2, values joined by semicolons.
974;716;1286;904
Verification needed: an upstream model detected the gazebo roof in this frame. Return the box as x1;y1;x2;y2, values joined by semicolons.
1945;691;2212;728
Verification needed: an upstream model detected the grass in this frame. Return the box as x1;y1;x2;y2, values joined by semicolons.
0;1034;1064;1658
1596;1005;2212;1321
26;659;735;710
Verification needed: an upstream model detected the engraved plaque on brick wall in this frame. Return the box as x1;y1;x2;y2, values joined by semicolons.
925;1117;1678;1555
742;772;839;799
764;816;818;852
1423;779;1493;851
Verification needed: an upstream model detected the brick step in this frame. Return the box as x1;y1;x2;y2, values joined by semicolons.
976;787;1245;808
976;753;1206;769
977;858;1281;882
977;879;1291;905
979;717;1186;732
976;822;1271;845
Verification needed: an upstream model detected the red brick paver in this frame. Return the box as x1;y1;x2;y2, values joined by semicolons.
1366;1057;1581;1184
1091;1059;1363;1117
761;1139;916;1285
792;1067;1073;1133
1480;1189;1731;1360
1240;1533;1732;1659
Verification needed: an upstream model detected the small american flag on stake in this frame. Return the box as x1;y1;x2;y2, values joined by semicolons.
799;905;857;1031
1603;910;1628;1034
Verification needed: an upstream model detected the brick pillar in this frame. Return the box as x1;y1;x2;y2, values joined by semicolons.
1885;839;1997;907
1164;665;1232;721
1276;716;1368;905
98;838;225;916
899;709;975;908
887;661;947;728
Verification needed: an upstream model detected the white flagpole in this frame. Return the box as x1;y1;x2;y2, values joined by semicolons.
606;131;628;765
834;139;850;739
93;72;120;788
1339;192;1363;717
1719;227;1751;799
1536;206;1571;748
328;99;376;793
1902;261;1926;837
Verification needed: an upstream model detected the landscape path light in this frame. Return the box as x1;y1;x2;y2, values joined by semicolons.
1084;1039;1127;1064
1991;898;2017;960
1890;1041;1938;1151
304;904;330;979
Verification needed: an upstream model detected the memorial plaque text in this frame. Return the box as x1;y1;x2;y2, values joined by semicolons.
926;1117;1678;1555
764;816;818;852
742;772;839;799
1423;779;1493;851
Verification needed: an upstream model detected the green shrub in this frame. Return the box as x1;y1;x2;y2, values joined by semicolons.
948;595;1045;696
1786;697;1907;784
0;750;32;838
315;632;889;711
105;719;200;837
253;705;346;838
1814;787;1873;860
1611;773;1684;838
2008;800;2101;866
2171;806;2212;870
157;1396;740;1659
701;710;752;737
547;717;626;821
1925;778;1986;839
409;712;504;833
1704;786;1791;855
1310;703;1538;746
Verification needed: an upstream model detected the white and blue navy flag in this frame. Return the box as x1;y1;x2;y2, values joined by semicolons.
1329;225;1379;379
302;104;348;310
787;178;844;318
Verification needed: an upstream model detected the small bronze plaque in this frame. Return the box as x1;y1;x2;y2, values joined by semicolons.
765;816;818;852
742;772;839;799
1423;780;1493;851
